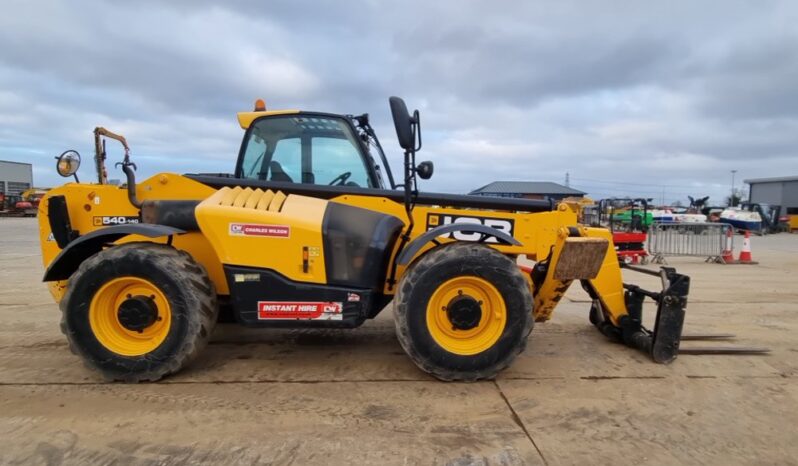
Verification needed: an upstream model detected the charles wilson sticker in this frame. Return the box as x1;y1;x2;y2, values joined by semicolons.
229;223;290;238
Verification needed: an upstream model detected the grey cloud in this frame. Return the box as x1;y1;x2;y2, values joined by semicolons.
0;0;796;205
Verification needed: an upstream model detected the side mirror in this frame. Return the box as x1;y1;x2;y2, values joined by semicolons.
56;150;81;180
389;96;415;150
416;161;434;180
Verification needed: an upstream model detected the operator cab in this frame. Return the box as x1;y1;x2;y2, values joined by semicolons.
186;98;554;214
235;107;390;190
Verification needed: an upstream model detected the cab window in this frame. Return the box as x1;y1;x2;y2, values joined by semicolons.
238;115;374;187
269;138;301;182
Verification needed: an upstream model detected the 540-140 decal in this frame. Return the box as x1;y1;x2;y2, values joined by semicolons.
426;213;514;243
93;216;139;226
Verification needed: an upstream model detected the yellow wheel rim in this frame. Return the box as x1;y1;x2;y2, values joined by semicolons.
426;276;507;355
89;276;172;356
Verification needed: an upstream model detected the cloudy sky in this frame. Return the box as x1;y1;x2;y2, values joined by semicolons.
1;0;796;204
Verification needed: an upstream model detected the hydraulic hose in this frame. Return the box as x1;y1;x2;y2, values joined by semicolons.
122;163;142;208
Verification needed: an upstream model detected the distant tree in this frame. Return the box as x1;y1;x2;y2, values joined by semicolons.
672;200;683;207
725;188;746;207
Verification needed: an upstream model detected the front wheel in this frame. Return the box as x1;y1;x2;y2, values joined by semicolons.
394;243;533;381
60;243;218;382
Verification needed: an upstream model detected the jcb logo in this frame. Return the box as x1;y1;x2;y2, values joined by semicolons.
427;214;514;243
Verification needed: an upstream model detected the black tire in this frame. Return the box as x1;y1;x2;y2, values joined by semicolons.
394;242;533;381
60;242;218;382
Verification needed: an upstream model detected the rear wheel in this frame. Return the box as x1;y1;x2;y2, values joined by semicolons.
61;243;218;382
394;242;533;381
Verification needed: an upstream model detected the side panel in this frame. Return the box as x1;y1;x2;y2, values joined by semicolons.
196;188;405;291
195;189;329;284
322;202;403;289
224;266;388;328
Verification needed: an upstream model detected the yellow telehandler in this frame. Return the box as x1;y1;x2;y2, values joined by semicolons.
38;97;761;382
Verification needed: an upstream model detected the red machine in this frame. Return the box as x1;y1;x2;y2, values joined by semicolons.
0;190;43;217
611;231;648;264
597;198;649;265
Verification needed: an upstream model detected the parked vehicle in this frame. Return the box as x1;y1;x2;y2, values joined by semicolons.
719;208;763;233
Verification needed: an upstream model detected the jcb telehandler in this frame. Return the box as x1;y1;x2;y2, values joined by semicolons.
38;97;757;382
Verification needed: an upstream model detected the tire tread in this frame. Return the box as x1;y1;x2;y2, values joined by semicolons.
59;242;218;382
394;242;533;381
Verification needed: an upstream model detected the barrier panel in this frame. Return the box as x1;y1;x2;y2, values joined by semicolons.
647;222;733;264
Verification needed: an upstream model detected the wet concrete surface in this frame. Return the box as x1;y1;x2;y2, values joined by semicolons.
1;217;796;465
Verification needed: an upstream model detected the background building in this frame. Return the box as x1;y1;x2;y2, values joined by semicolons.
0;160;33;196
470;181;585;203
744;176;798;216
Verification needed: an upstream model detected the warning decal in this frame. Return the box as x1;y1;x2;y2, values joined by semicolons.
229;223;290;238
257;301;343;320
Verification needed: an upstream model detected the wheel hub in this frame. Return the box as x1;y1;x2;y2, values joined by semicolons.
446;295;483;330
117;295;159;332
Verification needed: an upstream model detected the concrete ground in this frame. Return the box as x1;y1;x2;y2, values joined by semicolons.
0;217;796;465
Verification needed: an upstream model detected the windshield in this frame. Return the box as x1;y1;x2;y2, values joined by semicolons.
239;115;375;188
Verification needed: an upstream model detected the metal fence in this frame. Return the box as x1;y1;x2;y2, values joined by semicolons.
647;222;733;264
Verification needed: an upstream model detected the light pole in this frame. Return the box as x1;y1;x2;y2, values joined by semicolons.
730;170;737;207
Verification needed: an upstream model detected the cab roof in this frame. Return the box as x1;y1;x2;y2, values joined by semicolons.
237;109;300;129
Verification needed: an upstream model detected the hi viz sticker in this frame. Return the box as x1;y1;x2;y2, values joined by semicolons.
229;223;290;238
257;301;343;320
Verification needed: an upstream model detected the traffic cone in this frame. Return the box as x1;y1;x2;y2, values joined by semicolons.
721;227;734;264
737;230;756;264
